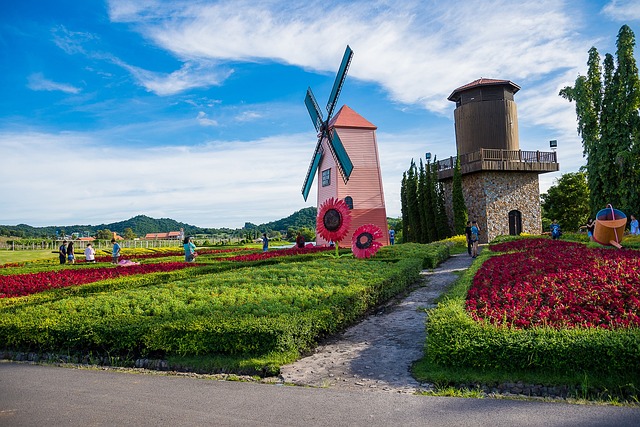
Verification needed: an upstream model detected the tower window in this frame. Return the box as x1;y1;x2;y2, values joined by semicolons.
322;169;331;187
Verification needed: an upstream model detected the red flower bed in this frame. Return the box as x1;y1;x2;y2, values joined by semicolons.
221;246;331;262
467;239;640;329
91;247;251;263
0;262;198;298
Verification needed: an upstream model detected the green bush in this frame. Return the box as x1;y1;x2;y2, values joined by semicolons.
425;251;640;379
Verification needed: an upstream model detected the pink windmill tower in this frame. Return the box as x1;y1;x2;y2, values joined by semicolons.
302;46;389;247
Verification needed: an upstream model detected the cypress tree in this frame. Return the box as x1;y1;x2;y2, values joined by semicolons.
452;156;468;235
417;160;428;243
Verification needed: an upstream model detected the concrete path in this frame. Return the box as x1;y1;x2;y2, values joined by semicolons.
280;251;473;393
2;362;639;426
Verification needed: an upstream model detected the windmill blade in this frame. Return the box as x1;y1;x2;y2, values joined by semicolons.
327;129;354;183
326;45;353;120
304;88;323;132
301;142;324;201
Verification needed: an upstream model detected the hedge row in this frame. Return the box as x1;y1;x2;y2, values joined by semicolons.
0;243;447;360
425;252;640;378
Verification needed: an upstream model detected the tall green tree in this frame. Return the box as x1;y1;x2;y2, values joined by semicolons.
400;171;409;241
417;160;429;243
405;161;421;242
560;25;640;216
452;156;468;235
423;159;437;242
541;171;590;232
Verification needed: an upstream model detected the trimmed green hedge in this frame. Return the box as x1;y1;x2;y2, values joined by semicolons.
426;252;640;378
0;247;441;360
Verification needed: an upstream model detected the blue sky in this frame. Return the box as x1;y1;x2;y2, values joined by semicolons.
1;0;639;228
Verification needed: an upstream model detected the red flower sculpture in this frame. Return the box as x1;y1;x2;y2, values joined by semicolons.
316;197;352;243
351;224;383;259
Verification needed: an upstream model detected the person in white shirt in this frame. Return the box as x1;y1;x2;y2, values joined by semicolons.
84;243;96;263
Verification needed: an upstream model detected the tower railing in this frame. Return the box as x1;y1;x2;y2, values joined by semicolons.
436;148;558;179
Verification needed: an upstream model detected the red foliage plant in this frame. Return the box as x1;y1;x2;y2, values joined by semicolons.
467;239;640;329
0;262;197;298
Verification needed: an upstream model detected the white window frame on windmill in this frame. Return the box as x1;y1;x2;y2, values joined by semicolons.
322;168;331;187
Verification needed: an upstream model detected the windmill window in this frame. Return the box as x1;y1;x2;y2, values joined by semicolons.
322;169;331;187
344;196;353;209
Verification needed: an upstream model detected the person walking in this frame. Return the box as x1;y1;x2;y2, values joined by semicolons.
111;238;121;264
262;233;269;252
464;221;472;256
470;221;480;258
84;243;96;262
183;236;196;262
67;241;75;264
58;240;67;264
388;227;395;245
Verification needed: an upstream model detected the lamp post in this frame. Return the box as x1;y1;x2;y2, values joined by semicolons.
549;140;557;152
425;152;431;163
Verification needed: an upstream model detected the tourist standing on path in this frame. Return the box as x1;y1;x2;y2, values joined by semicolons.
262;233;269;252
389;227;395;245
630;215;639;235
464;221;472;256
84;243;96;262
58;240;67;264
67;241;75;264
111;238;121;264
183;236;196;262
470;221;480;258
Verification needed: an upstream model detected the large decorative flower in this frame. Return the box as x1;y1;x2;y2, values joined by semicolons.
317;197;352;243
351;224;383;259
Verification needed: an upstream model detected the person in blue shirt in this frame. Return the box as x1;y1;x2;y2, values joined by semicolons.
58;240;67;264
183;236;197;262
262;233;269;252
630;215;639;235
550;220;561;240
389;227;395;245
470;221;480;258
111;238;121;264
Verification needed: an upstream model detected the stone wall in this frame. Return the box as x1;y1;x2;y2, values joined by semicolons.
442;172;542;243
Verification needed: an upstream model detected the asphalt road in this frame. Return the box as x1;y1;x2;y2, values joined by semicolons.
1;362;639;426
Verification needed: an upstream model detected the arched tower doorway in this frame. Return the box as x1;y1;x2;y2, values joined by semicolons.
509;210;522;235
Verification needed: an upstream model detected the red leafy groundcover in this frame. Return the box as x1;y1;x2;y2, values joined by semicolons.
220;245;331;262
91;247;252;263
0;262;198;298
467;239;640;329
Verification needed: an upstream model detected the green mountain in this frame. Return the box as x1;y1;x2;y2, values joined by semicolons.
0;208;317;239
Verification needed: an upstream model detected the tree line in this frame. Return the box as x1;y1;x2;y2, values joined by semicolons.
560;24;640;218
400;156;467;243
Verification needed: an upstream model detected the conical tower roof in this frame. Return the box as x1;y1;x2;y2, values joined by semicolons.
329;105;377;130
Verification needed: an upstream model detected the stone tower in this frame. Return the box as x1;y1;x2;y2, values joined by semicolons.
437;78;559;243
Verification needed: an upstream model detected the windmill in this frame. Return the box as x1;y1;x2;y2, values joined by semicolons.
301;46;390;248
301;45;354;201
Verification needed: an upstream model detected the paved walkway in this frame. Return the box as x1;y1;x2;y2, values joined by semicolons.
280;251;473;392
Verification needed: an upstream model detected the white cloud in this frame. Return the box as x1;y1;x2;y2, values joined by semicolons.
602;0;640;21
0;131;316;228
111;58;232;96
196;111;218;127
27;73;81;94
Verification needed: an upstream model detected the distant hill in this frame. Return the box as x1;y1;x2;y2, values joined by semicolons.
0;208;318;239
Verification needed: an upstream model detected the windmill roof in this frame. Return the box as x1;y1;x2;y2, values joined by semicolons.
448;78;520;101
329;105;377;130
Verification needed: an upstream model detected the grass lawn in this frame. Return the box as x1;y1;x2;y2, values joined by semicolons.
0;249;58;264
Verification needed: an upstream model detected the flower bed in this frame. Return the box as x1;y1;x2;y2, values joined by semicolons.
467;238;640;329
0;262;199;298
